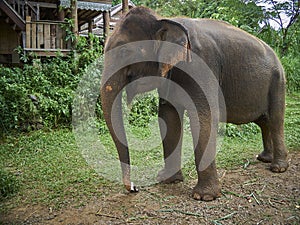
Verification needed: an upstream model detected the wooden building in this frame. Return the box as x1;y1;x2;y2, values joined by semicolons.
80;1;135;37
0;0;112;64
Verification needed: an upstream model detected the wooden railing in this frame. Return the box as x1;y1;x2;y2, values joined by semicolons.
25;17;72;56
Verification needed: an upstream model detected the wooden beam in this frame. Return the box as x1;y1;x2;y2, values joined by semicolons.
88;20;93;34
103;11;110;38
71;0;78;46
23;48;71;57
27;1;57;9
26;16;31;48
122;0;129;14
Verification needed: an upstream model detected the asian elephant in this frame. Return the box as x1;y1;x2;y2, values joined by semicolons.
100;6;288;201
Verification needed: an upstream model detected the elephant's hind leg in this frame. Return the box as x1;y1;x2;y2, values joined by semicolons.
157;99;184;183
255;118;273;163
268;72;289;173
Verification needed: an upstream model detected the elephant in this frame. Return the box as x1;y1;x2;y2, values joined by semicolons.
100;6;288;201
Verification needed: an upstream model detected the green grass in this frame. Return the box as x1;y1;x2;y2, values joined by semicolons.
0;94;299;212
0;130;113;211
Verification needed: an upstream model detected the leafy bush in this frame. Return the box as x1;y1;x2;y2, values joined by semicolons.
0;35;103;134
224;123;260;139
0;168;19;200
0;67;39;132
127;93;158;127
281;54;300;93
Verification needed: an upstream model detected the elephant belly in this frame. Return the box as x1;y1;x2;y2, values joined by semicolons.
221;80;270;124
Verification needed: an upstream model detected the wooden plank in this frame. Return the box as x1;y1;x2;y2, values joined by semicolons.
44;24;50;49
56;25;62;49
23;48;71;57
31;23;36;48
28;1;58;9
25;16;31;48
50;24;55;49
37;23;43;48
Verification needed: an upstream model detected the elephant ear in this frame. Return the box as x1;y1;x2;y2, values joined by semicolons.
155;19;192;63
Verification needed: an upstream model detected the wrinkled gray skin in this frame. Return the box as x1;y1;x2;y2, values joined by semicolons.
100;7;288;201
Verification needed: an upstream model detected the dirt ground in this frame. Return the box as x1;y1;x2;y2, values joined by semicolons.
1;152;299;225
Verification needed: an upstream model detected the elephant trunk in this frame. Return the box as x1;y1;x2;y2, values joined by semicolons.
101;77;137;192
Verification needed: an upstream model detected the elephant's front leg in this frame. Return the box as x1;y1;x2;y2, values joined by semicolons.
157;99;184;183
189;111;221;201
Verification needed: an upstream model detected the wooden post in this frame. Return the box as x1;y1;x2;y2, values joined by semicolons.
88;19;93;49
25;16;31;48
36;4;40;20
88;19;93;34
122;0;129;14
71;0;78;46
44;24;51;49
56;25;63;49
25;1;28;17
103;11;110;38
32;22;36;48
37;23;43;48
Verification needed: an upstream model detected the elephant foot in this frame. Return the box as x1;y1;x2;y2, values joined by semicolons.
192;183;221;201
270;160;289;173
257;151;273;163
157;168;184;184
124;182;139;193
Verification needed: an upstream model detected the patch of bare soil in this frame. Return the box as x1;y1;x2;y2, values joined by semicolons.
1;152;299;225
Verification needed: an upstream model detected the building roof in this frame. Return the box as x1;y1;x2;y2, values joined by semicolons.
79;1;135;36
60;0;112;11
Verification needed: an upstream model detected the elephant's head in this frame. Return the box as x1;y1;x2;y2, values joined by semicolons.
100;6;191;192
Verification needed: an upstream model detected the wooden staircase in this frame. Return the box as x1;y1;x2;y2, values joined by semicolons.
0;0;25;31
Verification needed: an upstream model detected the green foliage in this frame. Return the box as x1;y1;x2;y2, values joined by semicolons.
60;18;77;43
224;123;260;139
127;93;158;127
281;54;300;92
255;0;299;54
0;168;19;200
0;35;103;134
0;67;39;133
131;0;263;33
284;93;300;149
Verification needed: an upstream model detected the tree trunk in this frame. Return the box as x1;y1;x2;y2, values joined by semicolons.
71;0;78;46
122;0;129;14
